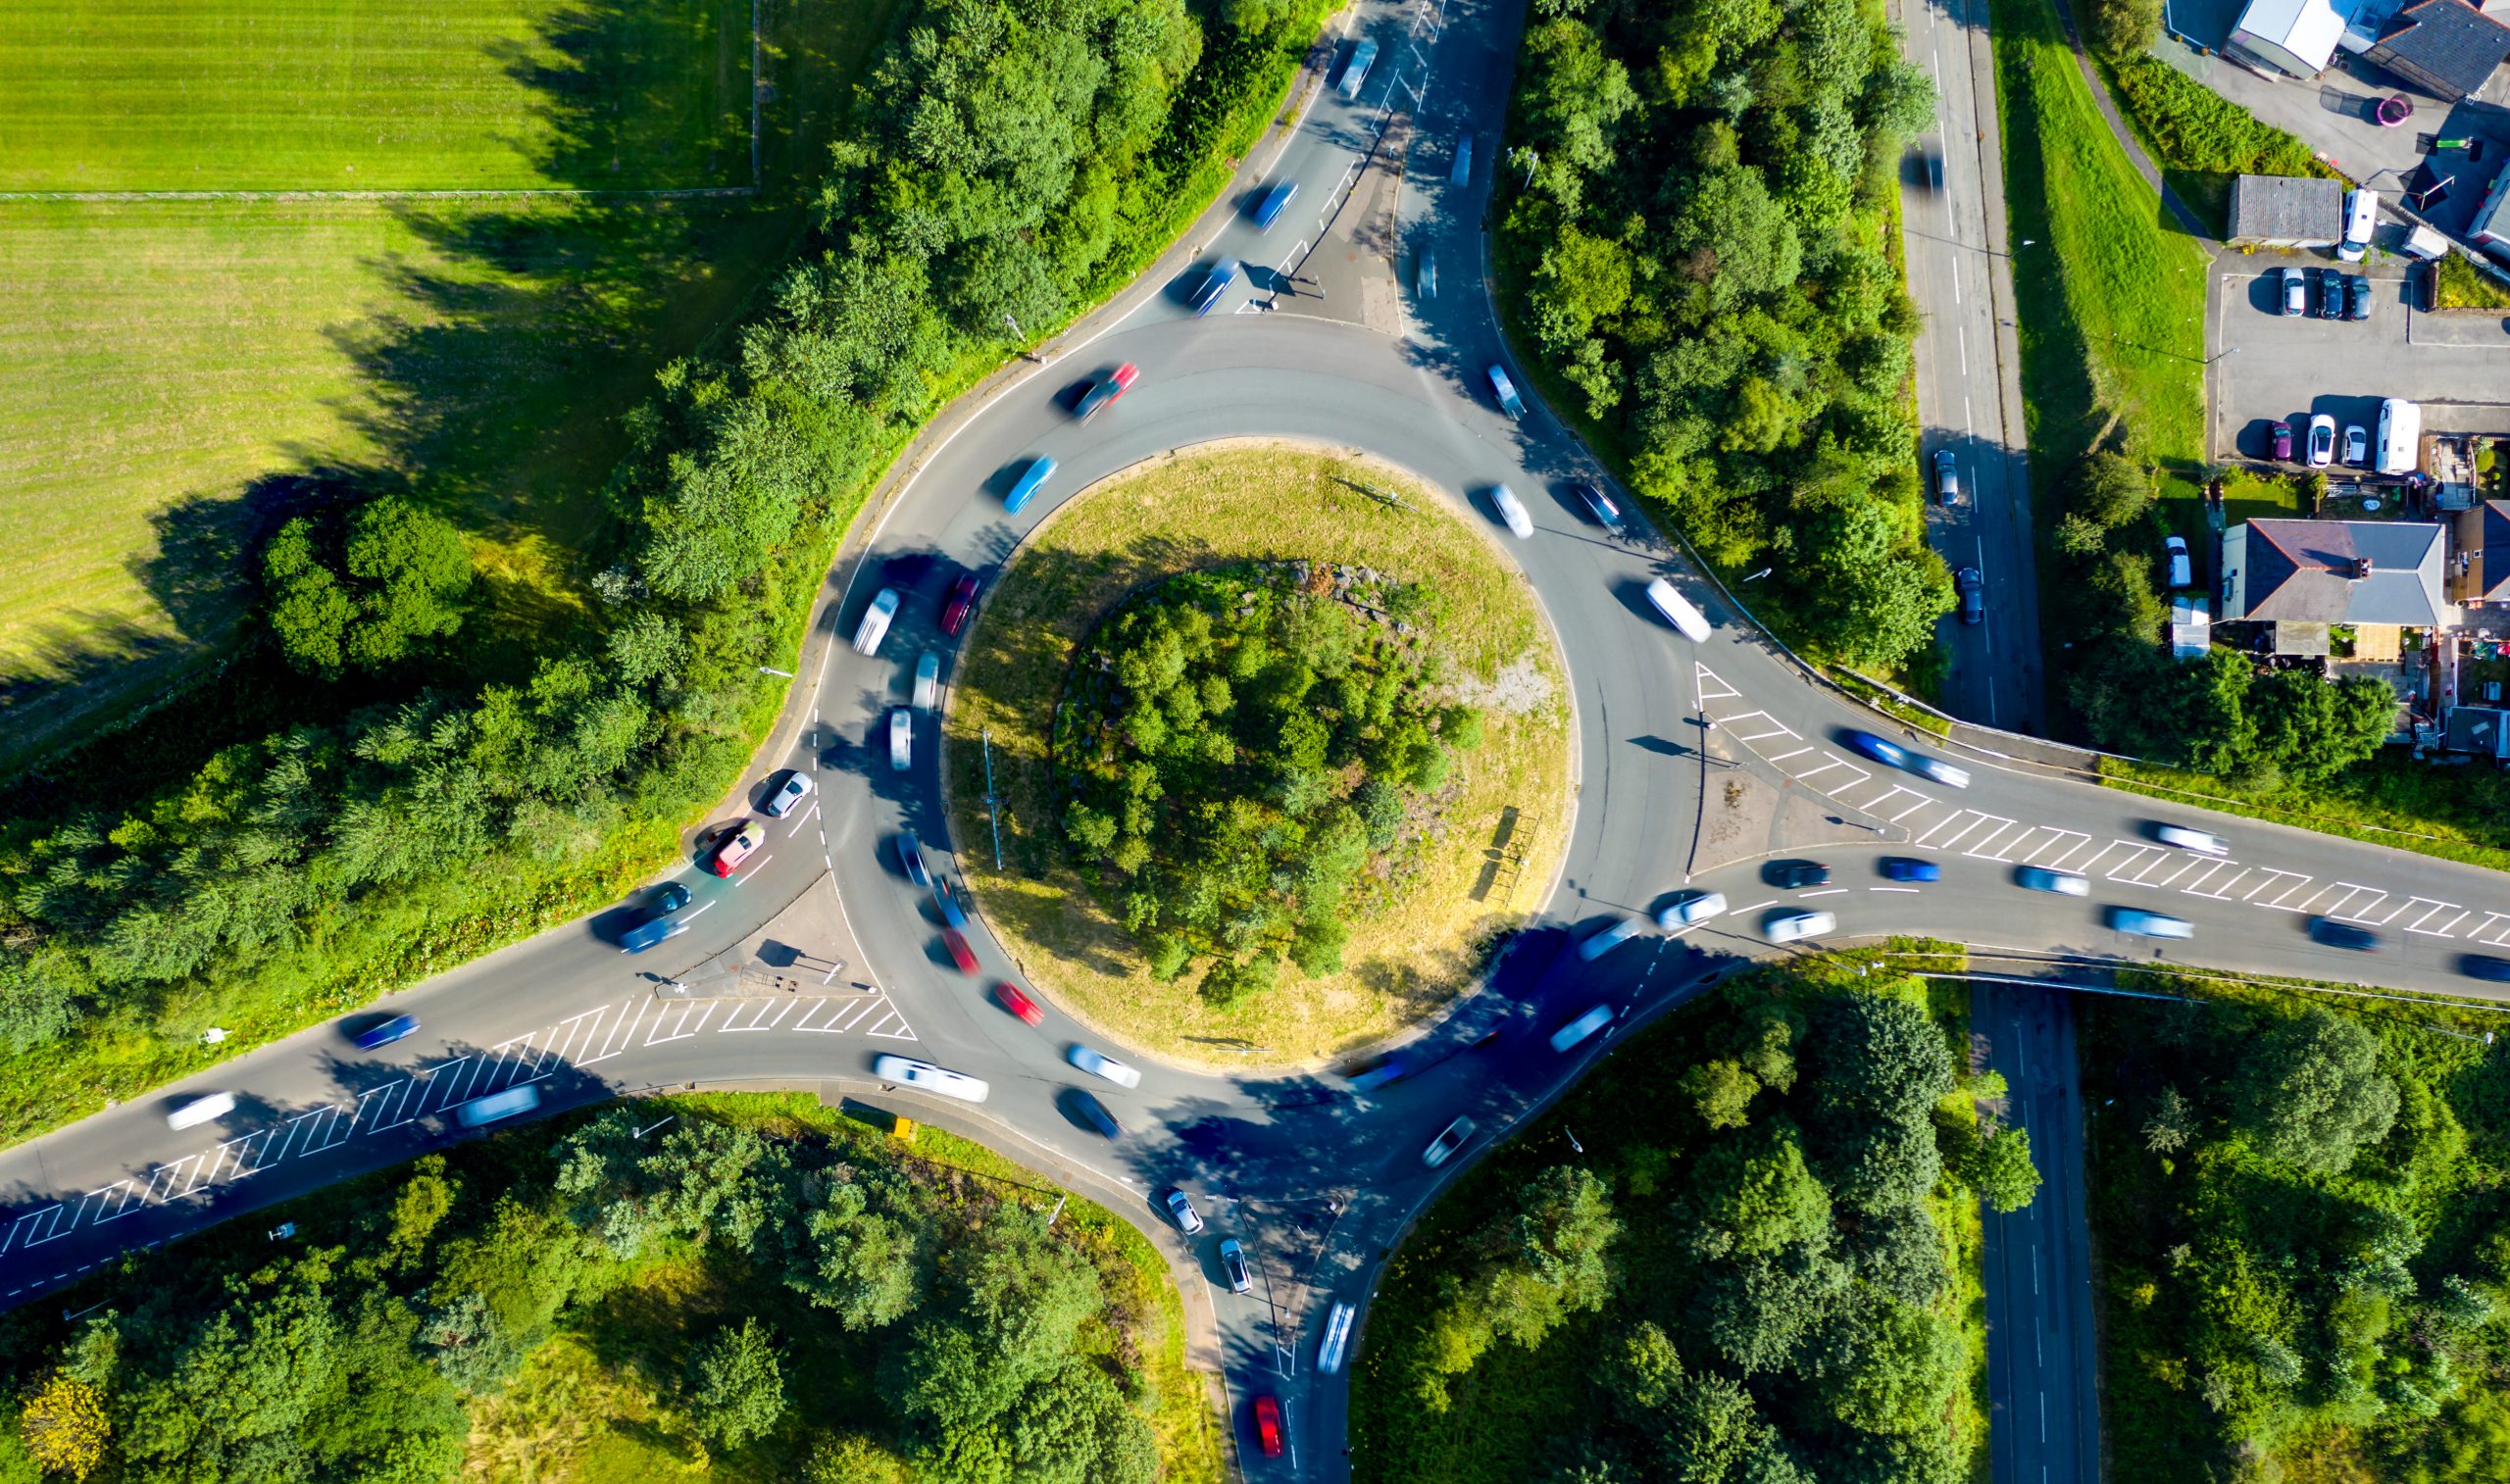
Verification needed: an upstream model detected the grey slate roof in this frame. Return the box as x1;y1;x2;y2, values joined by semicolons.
2369;0;2510;99
2478;500;2510;599
2233;519;2448;624
2227;174;2344;242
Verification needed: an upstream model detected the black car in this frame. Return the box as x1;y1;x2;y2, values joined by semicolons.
1569;481;1625;531
1073;1089;1122;1139
2462;954;2510;981
1772;860;1832;889
2317;268;2346;321
1955;566;1984;626
2309;916;2380;952
2347;272;2373;321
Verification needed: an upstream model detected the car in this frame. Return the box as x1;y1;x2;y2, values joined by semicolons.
1772;860;1832;889
1253;178;1298;230
763;769;813;817
1252;1395;1283;1459
1166;1189;1205;1235
1764;910;1837;944
1882;858;1940;882
1915;755;1972;789
941;927;978;974
353;1013;421;1051
1423;1115;1477;1167
1189;257;1239;316
931;876;968;929
1337;35;1378;98
1550;1005;1613;1053
1416;252;1436;298
1451;129;1475;185
167;1092;236;1130
1220;1237;1253;1292
2154;823;2228;855
2108;907;2192;940
1075;363;1138;420
873;1054;990;1103
2461;955;2510;982
1490;483;1533;538
2017;866;2090;896
2310;916;2381;951
896;831;929;887
2271;420;2294;461
2348;272;2373;320
2280;266;2307;316
1934;449;1961;504
2318;267;2346;320
1843;729;1910;769
852;587;901;656
1317;1301;1356;1374
913;652;941;712
1578;915;1641;961
1487;365;1527;420
2164;533;2191;589
1347;1054;1410;1091
621;881;694;953
993;980;1044;1024
889;708;914;771
2307;414;2336;468
1658;890;1728;928
1645;577;1712;641
1068;1043;1143;1088
1954;565;1984;625
2343;423;2369;467
710;819;765;876
1570;481;1625;530
1073;1089;1123;1138
940;572;984;636
456;1084;541;1127
1004;456;1056;515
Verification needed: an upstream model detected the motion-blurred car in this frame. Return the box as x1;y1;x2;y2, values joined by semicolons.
1252;1395;1283;1459
2310;916;2381;951
2108;908;2192;940
873;1054;989;1102
993;980;1043;1024
1491;483;1532;538
1550;1005;1613;1053
1189;257;1240;316
353;1014;421;1051
941;927;978;974
168;1092;236;1130
2017;866;2089;896
1658;890;1727;928
1956;567;1984;625
941;572;984;636
1423;1115;1477;1167
1253;179;1298;230
1073;1089;1122;1139
709;820;764;876
931;876;967;929
914;653;940;712
621;880;695;953
895;832;929;887
889;708;914;771
1578;915;1641;961
852;588;900;656
1843;728;1970;787
1221;1237;1252;1292
1068;1043;1143;1088
1487;365;1527;420
456;1085;540;1127
1881;858;1940;882
1571;481;1625;530
763;769;813;816
2154;823;2227;855
1166;1189;1204;1235
1075;364;1138;420
1771;860;1832;889
1934;449;1961;505
2462;955;2510;982
1004;457;1055;515
1347;1053;1410;1091
1763;910;1836;944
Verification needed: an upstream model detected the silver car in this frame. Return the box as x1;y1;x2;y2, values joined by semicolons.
2017;866;2089;896
1491;484;1532;538
763;769;813;817
1487;365;1526;420
1165;1189;1204;1235
1423;1115;1477;1167
1658;890;1727;928
1578;915;1640;960
2155;823;2227;855
1934;449;1961;504
2109;908;2192;940
1763;910;1836;944
1068;1043;1142;1089
914;653;940;712
889;708;913;771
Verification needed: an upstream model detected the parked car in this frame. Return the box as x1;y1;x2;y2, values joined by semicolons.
2344;423;2369;467
1490;483;1533;538
2017;866;2089;896
1487;364;1526;420
1956;566;1984;625
2164;533;2192;588
2310;916;2381;951
1189;257;1240;316
1550;1005;1613;1053
354;1014;421;1051
1252;1395;1284;1459
941;927;978;974
2307;414;2336;468
1075;364;1138;420
2280;266;2307;316
895;831;929;887
2108;907;2192;940
710;819;765;876
1658;890;1728;928
888;708;914;771
1423;1115;1477;1167
1772;860;1832;889
873;1054;990;1102
1220;1237;1253;1292
1068;1043;1143;1088
1073;1089;1122;1139
1882;858;1940;882
168;1092;237;1131
940;571;984;635
1578;916;1641;961
1004;456;1055;515
994;980;1043;1024
622;881;695;953
1570;480;1625;530
2154;822;2228;855
852;587;901;656
1252;178;1298;230
1764;910;1837;944
456;1084;541;1127
1166;1189;1205;1235
2271;420;2293;461
763;769;813;816
2317;267;2346;320
1934;449;1961;504
914;653;940;712
2348;272;2374;320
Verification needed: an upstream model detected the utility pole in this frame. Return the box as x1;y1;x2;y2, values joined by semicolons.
982;728;1005;869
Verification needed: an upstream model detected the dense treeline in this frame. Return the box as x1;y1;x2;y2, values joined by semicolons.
2086;983;2510;1480
1050;566;1479;1001
0;0;1326;1088
0;1102;1175;1482
1353;959;2036;1483
1498;0;1948;671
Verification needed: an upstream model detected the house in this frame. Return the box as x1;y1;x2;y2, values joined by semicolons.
2474;165;2510;259
2227;174;2345;247
2449;500;2510;603
2221;519;2451;652
2362;0;2510;99
2229;0;2354;76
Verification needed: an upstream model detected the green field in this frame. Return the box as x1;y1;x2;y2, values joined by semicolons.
0;0;751;191
0;0;888;765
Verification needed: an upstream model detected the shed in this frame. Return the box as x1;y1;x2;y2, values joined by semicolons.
2171;595;2213;659
2230;0;2354;75
2228;174;2345;247
2362;0;2510;99
2444;704;2510;757
2474;165;2510;258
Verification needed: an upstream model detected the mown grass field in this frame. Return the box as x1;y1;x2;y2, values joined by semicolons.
0;0;894;766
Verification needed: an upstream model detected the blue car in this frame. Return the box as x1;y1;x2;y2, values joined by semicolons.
620;881;694;954
1189;257;1239;316
1005;456;1056;514
1881;858;1940;883
354;1014;420;1051
1253;179;1298;231
1842;729;1911;769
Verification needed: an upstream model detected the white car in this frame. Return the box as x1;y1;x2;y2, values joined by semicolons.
2155;823;2227;855
1914;756;1971;789
1549;1005;1613;1053
914;653;940;712
2017;866;2089;896
167;1092;236;1131
853;587;901;656
763;769;813;817
1423;1115;1477;1167
889;708;913;771
2343;423;2369;467
1067;1043;1142;1089
1763;910;1836;944
1487;365;1526;419
1658;890;1727;928
1318;1301;1356;1374
456;1084;541;1127
1491;483;1532;538
2110;908;2193;940
873;1054;990;1103
1578;915;1641;960
1165;1189;1204;1235
2306;414;2336;469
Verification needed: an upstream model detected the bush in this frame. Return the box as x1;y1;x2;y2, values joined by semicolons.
2434;251;2510;312
2085;0;2161;59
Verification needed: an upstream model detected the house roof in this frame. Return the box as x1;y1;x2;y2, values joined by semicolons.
2228;174;2344;240
2234;0;2353;68
2444;705;2510;757
2479;501;2510;598
2371;0;2510;97
2234;519;2448;624
2476;165;2510;242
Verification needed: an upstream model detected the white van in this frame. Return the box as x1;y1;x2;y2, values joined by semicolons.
2376;398;2421;476
1644;577;1712;642
167;1092;236;1130
853;587;900;656
2338;188;2377;263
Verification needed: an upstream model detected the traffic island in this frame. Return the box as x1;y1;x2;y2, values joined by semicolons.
941;441;1572;1070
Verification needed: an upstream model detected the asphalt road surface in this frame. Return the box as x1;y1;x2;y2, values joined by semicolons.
10;0;2510;1477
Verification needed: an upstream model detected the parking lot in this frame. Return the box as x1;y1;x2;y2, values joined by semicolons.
2210;253;2510;467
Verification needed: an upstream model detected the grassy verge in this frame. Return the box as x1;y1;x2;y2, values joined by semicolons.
2434;250;2510;311
2097;753;2510;874
2103;54;2343;235
943;443;1573;1069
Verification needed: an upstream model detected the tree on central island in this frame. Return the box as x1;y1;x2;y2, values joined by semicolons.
1051;563;1481;1004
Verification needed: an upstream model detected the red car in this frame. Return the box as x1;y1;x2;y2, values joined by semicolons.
1252;1395;1282;1459
709;819;764;877
993;981;1043;1024
1075;363;1138;420
942;928;979;974
940;572;983;637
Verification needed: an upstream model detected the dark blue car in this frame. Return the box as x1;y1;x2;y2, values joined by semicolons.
1881;858;1940;883
1253;179;1298;231
354;1014;420;1051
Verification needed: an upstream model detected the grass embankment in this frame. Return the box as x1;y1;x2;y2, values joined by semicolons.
944;443;1573;1069
2097;752;2510;874
2104;54;2343;235
2434;250;2510;311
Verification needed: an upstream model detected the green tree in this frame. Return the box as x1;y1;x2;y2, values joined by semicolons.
1812;1291;1965;1436
1962;1123;2040;1212
1685;1119;1832;1258
262;497;474;676
1682;1059;1762;1129
689;1317;786;1452
1792;500;1956;672
2232;1007;2400;1174
2071;451;2156;528
788;1179;923;1329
